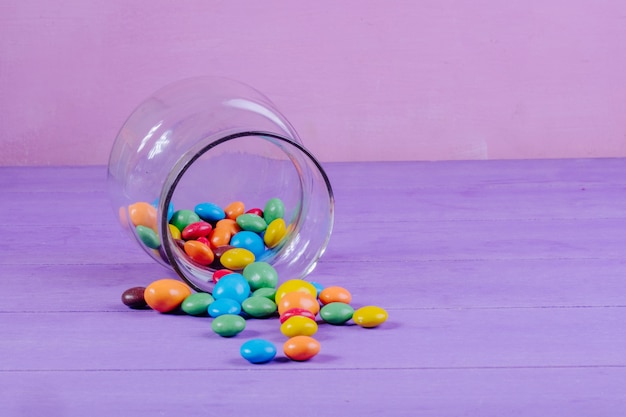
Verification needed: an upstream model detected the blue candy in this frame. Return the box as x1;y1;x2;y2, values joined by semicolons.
212;273;251;304
230;231;265;258
208;298;241;318
194;202;226;222
240;339;277;364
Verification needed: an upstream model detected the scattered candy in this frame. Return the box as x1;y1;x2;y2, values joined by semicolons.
283;336;320;361
274;279;317;303
212;314;246;337
279;307;317;324
319;286;352;305
241;296;277;319
208;298;242;318
212;273;251;304
143;279;192;313
242;262;278;291
280;315;318;338
319;302;354;325
277;291;320;316
353;306;388;328
181;292;215;316
121;286;148;309
252;287;276;301
240;339;276;364
123;197;389;364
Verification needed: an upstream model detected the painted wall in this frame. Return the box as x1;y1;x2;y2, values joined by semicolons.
1;0;625;165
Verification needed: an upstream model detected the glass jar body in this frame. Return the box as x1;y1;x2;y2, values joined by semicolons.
107;77;334;292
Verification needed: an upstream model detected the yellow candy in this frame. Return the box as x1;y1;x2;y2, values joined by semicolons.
220;248;255;270
353;306;388;328
280;315;318;338
264;218;287;248
274;279;318;303
168;224;181;240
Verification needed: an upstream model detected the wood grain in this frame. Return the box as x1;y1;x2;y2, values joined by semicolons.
2;159;626;416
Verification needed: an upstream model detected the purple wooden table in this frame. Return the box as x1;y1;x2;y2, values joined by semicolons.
2;159;626;416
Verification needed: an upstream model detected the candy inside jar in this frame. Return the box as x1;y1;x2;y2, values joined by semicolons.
108;77;334;292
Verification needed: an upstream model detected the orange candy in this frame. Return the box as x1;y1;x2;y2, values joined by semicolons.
128;202;158;231
224;201;245;220
283;336;320;361
215;218;241;235
209;227;232;249
318;286;352;305
183;240;215;266
144;279;192;313
277;291;320;316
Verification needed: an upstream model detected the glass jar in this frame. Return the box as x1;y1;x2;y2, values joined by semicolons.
107;77;334;292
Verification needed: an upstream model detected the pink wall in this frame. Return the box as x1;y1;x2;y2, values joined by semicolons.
1;0;625;165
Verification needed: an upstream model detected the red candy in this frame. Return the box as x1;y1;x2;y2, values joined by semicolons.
279;308;317;324
213;269;234;283
246;208;263;217
182;221;212;240
196;236;210;246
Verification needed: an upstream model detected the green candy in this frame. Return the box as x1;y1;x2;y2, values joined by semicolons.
170;209;200;231
241;297;277;319
320;302;355;325
242;262;278;291
252;287;276;302
236;213;267;233
181;292;215;316
211;314;246;337
263;197;285;225
136;225;160;249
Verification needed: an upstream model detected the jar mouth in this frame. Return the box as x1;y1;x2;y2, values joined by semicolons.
158;131;334;292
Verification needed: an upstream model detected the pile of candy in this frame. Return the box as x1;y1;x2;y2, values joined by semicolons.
126;197;289;270
121;196;387;364
122;269;388;364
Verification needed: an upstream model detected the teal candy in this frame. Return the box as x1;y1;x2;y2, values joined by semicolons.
235;213;267;233
242;262;279;291
136;225;160;249
320;302;355;325
211;314;246;337
241;297;277;318
263;198;285;224
170;209;200;231
181;292;215;316
252;287;276;302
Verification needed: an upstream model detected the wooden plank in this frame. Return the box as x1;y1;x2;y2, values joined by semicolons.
4;180;626;226
2;367;625;417
3;258;626;313
2;308;625;372
2;216;626;266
